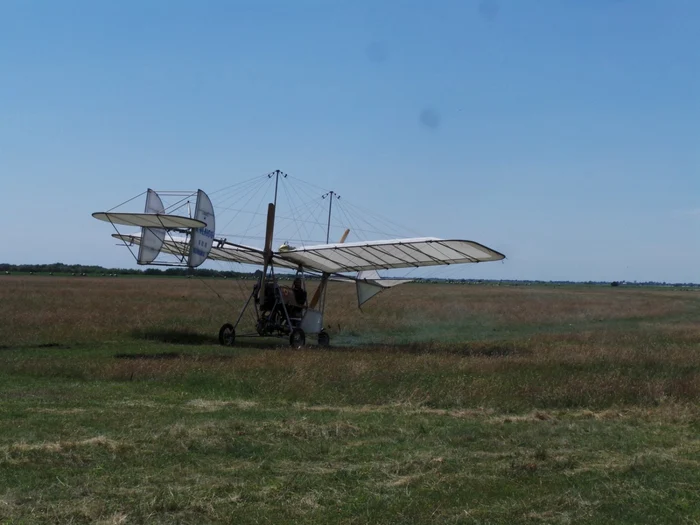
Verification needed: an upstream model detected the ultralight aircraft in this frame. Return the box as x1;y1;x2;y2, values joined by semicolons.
92;171;506;347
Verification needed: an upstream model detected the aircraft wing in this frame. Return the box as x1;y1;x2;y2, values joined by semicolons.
274;237;505;274
113;233;504;307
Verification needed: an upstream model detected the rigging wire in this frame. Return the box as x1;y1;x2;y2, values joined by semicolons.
106;191;147;213
162;195;196;216
255;191;329;246
282;175;349;241
332;197;455;281
335;200;366;242
210;260;259;326
237;176;275;246
213;175;270;212
280;179;314;248
210;175;272;209
286;173;424;240
193;272;239;310
216;232;326;244
294;197;328;244
285;174;331;194
209;172;272;198
217;176;272;236
281;193;341;231
341;199;424;238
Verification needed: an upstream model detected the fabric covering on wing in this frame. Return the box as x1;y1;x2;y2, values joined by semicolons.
355;270;413;307
93;212;205;229
137;189;166;264
276;237;505;274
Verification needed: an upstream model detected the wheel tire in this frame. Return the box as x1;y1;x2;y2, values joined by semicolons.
218;323;236;346
317;330;330;347
289;328;305;348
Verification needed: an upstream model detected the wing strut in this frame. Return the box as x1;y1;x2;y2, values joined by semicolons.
309;228;350;310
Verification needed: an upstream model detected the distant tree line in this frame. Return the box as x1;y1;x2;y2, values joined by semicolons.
1;263;698;287
0;263;253;279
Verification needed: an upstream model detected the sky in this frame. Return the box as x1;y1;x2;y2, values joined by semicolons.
1;0;699;282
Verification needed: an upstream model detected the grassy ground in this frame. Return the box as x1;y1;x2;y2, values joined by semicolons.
2;276;700;523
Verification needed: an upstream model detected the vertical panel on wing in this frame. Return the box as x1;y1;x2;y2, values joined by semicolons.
356;270;414;307
137;189;166;264
187;189;216;268
357;280;385;307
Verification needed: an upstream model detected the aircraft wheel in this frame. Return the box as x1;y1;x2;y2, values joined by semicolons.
218;323;236;346
317;330;330;347
256;318;267;336
290;328;305;348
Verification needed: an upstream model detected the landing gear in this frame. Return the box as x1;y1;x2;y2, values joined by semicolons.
218;323;236;346
317;330;330;347
290;328;305;348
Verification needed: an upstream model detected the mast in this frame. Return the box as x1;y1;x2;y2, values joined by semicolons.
322;190;340;244
269;169;287;208
256;170;287;301
313;190;341;315
258;170;286;302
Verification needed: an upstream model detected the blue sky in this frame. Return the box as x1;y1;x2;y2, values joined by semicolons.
2;0;699;282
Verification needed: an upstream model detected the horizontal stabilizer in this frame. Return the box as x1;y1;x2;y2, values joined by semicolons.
112;233;298;269
93;212;205;229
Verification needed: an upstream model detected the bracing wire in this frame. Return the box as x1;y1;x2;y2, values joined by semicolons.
279;173;423;241
218;176;272;237
106;191;147;213
341;199;423;239
217;183;331;243
194;273;239;310
210;259;259;325
285;174;330;194
237;176;275;245
214;175;270;212
294;197;328;244
260;190;330;245
210;175;272;209
335;200;367;242
209;172;272;198
280;180;314;248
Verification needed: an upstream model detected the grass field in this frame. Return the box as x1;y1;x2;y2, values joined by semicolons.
2;275;700;524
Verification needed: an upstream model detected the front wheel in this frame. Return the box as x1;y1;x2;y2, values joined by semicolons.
317;330;330;347
218;323;236;346
290;328;305;348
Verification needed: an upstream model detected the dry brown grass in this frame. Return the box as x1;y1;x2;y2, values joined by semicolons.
2;275;700;412
327;283;691;329
0;276;232;345
1;276;696;347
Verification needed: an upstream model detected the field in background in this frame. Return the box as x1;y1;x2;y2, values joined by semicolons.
2;276;700;523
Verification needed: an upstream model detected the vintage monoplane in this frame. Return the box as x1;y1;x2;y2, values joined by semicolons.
92;171;506;347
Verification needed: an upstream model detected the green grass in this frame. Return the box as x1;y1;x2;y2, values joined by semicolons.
2;361;700;524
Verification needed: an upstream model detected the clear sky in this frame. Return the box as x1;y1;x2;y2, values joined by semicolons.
2;0;699;282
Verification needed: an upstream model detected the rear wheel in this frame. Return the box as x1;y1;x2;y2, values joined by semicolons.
218;323;236;346
290;328;305;348
317;330;330;347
